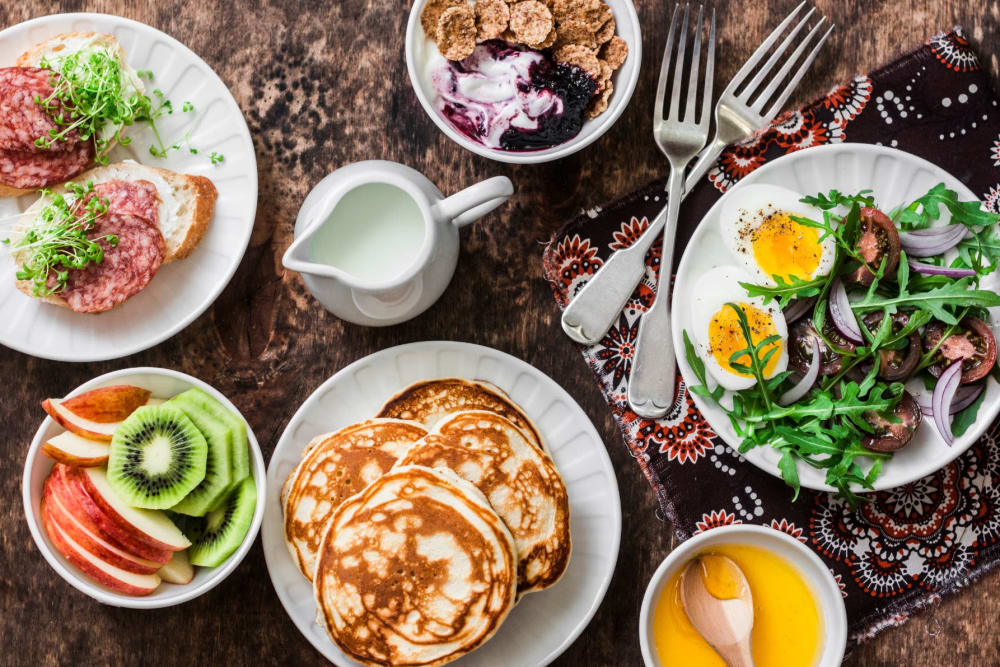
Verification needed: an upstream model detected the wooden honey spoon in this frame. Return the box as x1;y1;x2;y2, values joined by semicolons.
680;555;756;667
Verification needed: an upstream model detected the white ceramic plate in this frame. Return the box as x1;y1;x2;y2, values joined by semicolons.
0;13;257;362
673;143;1000;492
262;341;622;666
22;367;267;609
405;0;641;164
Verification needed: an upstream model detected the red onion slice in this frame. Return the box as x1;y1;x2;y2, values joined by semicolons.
907;259;976;278
899;225;966;257
782;297;815;323
779;336;819;406
932;361;963;445
917;383;984;416
828;278;864;344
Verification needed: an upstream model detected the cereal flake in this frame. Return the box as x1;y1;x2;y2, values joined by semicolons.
475;0;510;41
601;35;628;70
437;6;478;61
510;1;554;47
421;0;463;36
554;44;602;81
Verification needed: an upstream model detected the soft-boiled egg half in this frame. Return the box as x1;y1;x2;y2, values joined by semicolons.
690;265;788;391
720;184;835;286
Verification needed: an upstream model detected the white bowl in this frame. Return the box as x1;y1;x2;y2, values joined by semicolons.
22;367;266;609
404;0;641;164
638;525;847;667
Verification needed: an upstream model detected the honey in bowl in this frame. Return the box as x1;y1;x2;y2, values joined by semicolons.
653;544;822;666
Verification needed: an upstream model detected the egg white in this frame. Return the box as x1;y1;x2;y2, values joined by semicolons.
690;265;789;391
719;184;835;286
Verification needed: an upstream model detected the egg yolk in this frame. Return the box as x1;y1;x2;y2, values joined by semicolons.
708;303;782;377
751;212;821;282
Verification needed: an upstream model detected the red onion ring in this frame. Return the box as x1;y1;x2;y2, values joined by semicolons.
932;361;963;445
917;383;984;417
907;259;976;278
899;225;967;257
828;278;864;344
779;336;819;406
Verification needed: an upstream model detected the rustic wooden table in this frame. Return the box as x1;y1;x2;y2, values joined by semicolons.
1;1;998;665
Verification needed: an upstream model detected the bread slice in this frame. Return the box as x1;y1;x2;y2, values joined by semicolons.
11;161;217;310
0;32;142;198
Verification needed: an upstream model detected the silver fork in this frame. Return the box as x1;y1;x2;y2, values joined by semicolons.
627;4;714;419
560;2;833;347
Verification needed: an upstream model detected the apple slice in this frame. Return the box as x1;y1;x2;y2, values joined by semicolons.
60;385;151;423
48;464;173;563
42;431;110;467
41;399;119;442
41;504;161;596
42;485;161;575
157;550;194;585
73;466;191;552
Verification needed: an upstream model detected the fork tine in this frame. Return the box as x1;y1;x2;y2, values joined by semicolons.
724;1;806;93
668;3;691;120
750;17;828;114
683;5;703;123
654;4;684;122
738;6;816;102
700;7;716;126
763;23;835;119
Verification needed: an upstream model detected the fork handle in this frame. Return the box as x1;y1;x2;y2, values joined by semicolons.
560;207;664;344
684;135;729;193
627;163;685;419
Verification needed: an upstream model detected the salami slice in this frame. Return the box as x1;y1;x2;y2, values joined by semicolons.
0;67;83;152
58;180;164;314
0;142;93;190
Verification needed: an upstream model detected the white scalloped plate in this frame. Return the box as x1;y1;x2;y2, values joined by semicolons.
673;143;1000;492
0;13;257;362
262;341;622;666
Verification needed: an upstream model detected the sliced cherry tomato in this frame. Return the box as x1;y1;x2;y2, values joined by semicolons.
924;316;998;384
861;311;921;381
789;318;854;376
847;207;900;286
863;391;922;452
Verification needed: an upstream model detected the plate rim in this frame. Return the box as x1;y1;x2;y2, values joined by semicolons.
261;340;623;666
0;12;258;363
672;142;996;492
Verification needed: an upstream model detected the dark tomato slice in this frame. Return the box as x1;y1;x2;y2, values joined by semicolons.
863;391;922;452
789;318;852;376
847;207;900;286
923;316;998;384
861;311;921;381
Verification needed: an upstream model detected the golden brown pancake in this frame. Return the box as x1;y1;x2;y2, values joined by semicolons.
395;410;571;596
282;419;428;580
314;465;517;667
376;378;547;453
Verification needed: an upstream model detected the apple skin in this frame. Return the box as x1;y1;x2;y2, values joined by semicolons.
42;431;110;467
157;550;195;585
60;385;151;423
49;464;174;563
42;477;160;575
41;502;161;596
41;399;117;442
70;466;190;551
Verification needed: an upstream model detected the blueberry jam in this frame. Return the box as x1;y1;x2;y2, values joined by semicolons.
432;40;597;152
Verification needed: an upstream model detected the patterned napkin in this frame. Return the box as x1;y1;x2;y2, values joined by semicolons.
542;28;1000;645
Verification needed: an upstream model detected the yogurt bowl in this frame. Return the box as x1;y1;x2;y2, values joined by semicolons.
405;0;641;164
639;525;847;667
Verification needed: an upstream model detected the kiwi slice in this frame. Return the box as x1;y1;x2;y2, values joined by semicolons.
170;388;250;484
107;405;208;509
181;476;257;567
166;399;233;516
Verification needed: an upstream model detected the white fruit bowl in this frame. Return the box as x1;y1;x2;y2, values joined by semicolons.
22;367;266;609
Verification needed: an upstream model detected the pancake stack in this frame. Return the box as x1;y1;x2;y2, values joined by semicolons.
281;378;571;666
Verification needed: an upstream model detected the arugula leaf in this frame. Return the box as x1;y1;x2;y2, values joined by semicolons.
778;449;801;501
896;183;1000;230
682;330;724;403
740;275;825;308
800;189;875;211
952;388;987;438
850;277;1000;324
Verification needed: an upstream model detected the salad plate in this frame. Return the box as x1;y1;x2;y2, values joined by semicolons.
262;341;621;666
673;143;1000;493
0;13;257;362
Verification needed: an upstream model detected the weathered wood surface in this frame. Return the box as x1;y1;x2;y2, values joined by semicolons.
0;1;997;664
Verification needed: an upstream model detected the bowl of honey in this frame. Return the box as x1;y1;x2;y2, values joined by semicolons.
639;524;847;667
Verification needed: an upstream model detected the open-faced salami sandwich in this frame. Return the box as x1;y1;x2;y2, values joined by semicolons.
7;161;217;314
0;32;147;196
